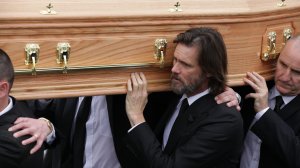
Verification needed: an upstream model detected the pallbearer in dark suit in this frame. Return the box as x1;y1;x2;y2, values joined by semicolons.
124;27;244;168
0;49;45;168
240;35;300;168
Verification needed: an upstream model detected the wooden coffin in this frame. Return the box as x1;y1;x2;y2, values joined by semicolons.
1;0;300;100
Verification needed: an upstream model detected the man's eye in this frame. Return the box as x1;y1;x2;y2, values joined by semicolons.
292;70;300;76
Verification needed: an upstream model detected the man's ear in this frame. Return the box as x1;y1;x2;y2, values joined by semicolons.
0;81;9;97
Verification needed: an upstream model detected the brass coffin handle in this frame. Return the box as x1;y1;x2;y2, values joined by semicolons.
261;27;293;62
25;43;40;75
283;28;292;45
154;39;167;68
57;42;71;73
262;31;277;61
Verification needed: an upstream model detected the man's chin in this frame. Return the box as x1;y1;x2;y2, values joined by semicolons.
171;89;183;95
171;85;184;95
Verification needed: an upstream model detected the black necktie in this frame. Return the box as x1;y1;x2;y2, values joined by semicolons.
72;96;92;168
274;96;284;113
166;98;189;146
177;98;189;119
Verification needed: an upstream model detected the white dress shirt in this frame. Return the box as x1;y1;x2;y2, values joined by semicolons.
0;97;13;117
75;96;121;168
240;86;295;168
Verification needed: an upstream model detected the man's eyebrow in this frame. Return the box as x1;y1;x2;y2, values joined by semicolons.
279;59;300;71
278;59;287;66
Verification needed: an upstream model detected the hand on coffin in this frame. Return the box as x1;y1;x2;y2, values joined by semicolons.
8;117;53;154
125;72;147;127
215;86;241;111
244;72;269;113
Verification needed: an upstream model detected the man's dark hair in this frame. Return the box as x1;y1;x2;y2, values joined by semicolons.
173;27;228;95
0;49;14;90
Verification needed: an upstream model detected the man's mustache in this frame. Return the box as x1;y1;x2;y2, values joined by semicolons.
171;73;181;81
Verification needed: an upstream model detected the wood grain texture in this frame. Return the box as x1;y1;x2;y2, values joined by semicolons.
0;0;300;99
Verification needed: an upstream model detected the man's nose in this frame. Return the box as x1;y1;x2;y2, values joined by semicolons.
171;63;180;74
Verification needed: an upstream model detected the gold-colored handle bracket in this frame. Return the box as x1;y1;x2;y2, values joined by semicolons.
261;25;294;62
283;28;292;45
63;55;68;73
159;50;165;68
154;39;167;68
261;31;277;61
25;43;40;75
57;42;71;74
31;56;37;75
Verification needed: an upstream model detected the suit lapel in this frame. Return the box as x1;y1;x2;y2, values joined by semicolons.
277;95;300;120
163;94;215;154
60;98;78;139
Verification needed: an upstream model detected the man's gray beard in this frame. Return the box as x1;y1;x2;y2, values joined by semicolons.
171;80;199;95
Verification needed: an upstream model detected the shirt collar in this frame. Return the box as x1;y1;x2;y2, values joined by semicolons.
0;97;13;117
269;86;296;106
181;88;210;106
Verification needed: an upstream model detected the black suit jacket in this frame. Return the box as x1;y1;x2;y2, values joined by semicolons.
0;98;42;168
112;92;175;168
240;85;300;168
31;97;97;168
126;93;244;168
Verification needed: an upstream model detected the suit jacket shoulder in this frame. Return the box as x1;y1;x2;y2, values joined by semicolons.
0;99;34;168
251;95;300;168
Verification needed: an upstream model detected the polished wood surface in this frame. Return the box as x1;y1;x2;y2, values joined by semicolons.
0;0;300;99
